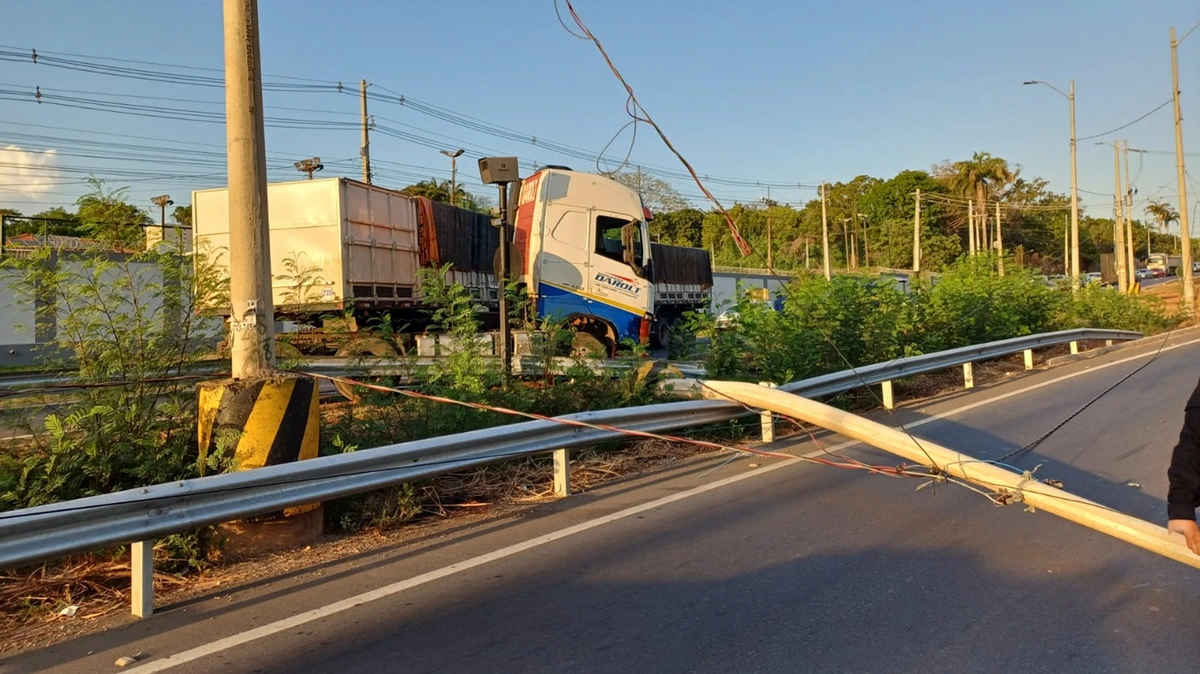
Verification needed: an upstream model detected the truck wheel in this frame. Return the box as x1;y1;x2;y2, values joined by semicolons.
570;332;610;359
653;318;671;350
333;337;397;402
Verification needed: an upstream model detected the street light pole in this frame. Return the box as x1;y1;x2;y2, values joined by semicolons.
151;195;173;228
1171;26;1194;313
1024;79;1081;290
1069;80;1080;290
440;149;465;207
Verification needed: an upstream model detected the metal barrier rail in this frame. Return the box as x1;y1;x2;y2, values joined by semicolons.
0;327;1143;615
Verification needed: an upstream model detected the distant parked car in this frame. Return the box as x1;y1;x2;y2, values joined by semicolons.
1084;272;1103;285
1150;267;1167;278
1135;268;1153;280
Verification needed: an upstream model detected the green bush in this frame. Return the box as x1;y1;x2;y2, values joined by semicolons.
700;257;1178;383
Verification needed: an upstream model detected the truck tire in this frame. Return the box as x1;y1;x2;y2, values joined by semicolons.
653;318;671;350
571;332;610;359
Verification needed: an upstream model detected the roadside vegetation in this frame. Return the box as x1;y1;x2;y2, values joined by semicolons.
689;256;1181;384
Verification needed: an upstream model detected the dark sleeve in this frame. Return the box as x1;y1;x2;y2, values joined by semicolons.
1167;376;1200;520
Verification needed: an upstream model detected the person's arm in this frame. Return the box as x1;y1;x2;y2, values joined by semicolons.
1167;376;1200;554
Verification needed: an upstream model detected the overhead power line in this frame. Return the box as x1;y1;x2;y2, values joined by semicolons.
1077;100;1173;142
0;43;821;194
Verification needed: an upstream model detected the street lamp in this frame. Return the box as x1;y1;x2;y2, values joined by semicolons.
1024;79;1080;290
150;195;174;226
293;157;323;180
440;149;465;207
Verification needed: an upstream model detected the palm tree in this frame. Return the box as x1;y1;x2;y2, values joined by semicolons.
945;152;1016;252
1145;200;1180;255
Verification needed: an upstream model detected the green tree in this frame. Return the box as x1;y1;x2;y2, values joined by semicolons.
4;206;84;238
401;179;489;213
611;169;689;213
650;208;705;247
1145;200;1180;253
172;204;193;229
943;151;1017;243
858;170;954;269
74;179;152;248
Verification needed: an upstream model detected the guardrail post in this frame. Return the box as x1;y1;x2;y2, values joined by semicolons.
131;539;153;618
962;362;974;389
759;382;778;442
1070;341;1079;355
881;380;894;410
552;449;571;497
1023;348;1034;370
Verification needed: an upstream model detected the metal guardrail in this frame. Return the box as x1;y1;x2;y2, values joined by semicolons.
780;329;1142;400
0;327;1144;612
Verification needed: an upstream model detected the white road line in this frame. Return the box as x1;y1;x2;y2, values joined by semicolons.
901;334;1200;431
128;334;1200;672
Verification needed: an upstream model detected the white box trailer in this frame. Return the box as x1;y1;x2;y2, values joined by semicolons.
192;177;496;316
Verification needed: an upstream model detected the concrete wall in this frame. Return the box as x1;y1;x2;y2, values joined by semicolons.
0;254;197;367
711;271;792;312
0;268;36;364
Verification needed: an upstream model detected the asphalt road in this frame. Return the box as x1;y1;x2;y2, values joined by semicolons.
8;330;1200;674
1140;270;1200;289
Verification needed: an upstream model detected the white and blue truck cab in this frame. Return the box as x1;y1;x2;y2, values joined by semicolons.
512;166;655;353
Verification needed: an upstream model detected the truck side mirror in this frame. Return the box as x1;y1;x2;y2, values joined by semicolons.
620;222;646;279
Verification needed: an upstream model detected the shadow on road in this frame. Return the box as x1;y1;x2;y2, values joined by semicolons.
6;409;1198;673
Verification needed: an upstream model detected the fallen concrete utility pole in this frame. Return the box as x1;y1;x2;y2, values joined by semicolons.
695;380;1200;571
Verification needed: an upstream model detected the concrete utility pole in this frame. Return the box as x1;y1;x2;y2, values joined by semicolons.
1113;141;1128;293
224;0;275;379
1171;26;1194;312
293;156;323;180
1124;141;1138;288
859;214;869;268
440;149;465;207
1064;215;1070;274
842;218;852;270
821;182;831;280
1024;79;1081;289
762;186;774;270
360;79;372;185
913;189;921;273
995;201;1005;276
968;200;976;255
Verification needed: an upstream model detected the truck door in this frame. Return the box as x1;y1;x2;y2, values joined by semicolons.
588;211;651;339
538;208;593;319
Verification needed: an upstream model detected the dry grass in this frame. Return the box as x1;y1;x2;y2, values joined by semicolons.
1143;279;1190;317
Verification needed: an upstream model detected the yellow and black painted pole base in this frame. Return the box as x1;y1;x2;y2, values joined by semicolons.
198;374;323;558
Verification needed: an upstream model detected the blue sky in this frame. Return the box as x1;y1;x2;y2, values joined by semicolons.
0;0;1197;232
